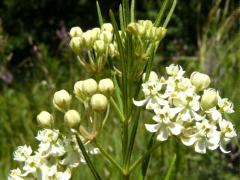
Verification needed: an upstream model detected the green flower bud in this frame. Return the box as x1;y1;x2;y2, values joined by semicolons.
69;37;82;54
127;22;138;35
136;24;145;37
98;78;115;96
74;81;85;100
91;28;101;41
109;44;116;58
64;110;81;128
155;27;167;41
53;90;72;112
142;71;158;82
100;31;113;44
102;23;113;32
201;89;218;110
69;27;83;38
82;79;98;96
93;40;106;55
90;93;109;112
82;31;94;48
190;72;211;91
37;111;54;128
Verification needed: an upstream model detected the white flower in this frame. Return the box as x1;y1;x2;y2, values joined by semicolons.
22;153;43;176
218;97;234;113
166;64;185;77
8;168;24;180
219;119;237;153
36;129;59;143
13;145;32;162
182;120;220;154
205;108;222;123
170;90;204;122
145;105;183;141
133;81;167;110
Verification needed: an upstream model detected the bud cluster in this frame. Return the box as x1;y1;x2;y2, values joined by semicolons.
127;20;166;42
69;23;118;73
74;78;114;112
134;64;236;154
127;20;166;61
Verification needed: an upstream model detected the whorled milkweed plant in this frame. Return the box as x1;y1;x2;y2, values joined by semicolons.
9;0;237;179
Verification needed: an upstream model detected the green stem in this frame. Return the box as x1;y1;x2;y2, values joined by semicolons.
110;97;125;122
94;140;123;172
75;135;102;180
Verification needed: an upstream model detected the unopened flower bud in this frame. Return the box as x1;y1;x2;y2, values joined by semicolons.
100;31;113;44
69;27;83;37
155;27;167;40
127;22;138;35
64;110;81;128
93;40;106;54
98;78;114;96
136;24;145;36
102;23;113;32
142;71;158;82
53;90;72;112
69;37;82;54
90;94;108;112
190;72;211;91
74;81;85;100
82;31;94;48
37;111;54;128
201;89;218;110
109;44;116;57
91;28;101;40
82;79;98;96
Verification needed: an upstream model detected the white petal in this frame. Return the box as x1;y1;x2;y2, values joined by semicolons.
194;139;206;154
133;98;149;107
181;136;197;146
168;123;183;135
181;110;191;121
219;142;230;153
145;124;159;133
156;127;169;141
192;111;204;121
206;141;219;150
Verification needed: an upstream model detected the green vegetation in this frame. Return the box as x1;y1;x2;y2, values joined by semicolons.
0;0;239;179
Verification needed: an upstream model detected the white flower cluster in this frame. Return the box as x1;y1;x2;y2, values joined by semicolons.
69;23;119;73
9;129;99;180
134;64;237;154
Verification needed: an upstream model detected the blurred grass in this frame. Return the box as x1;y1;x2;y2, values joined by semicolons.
0;0;240;179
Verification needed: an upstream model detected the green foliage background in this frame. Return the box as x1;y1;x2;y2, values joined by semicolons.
0;0;239;179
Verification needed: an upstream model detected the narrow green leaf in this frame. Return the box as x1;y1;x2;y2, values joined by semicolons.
75;135;102;180
123;0;130;26
119;4;126;33
130;0;135;22
141;133;155;179
154;0;169;27
109;10;128;116
96;1;104;26
163;154;177;180
163;0;177;28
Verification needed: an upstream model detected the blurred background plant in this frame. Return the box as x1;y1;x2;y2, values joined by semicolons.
0;0;239;179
